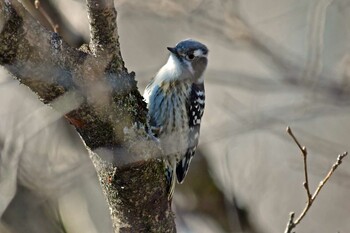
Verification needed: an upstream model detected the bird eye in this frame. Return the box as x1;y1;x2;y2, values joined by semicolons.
186;54;195;60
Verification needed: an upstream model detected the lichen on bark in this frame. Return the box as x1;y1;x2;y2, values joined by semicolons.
0;0;176;232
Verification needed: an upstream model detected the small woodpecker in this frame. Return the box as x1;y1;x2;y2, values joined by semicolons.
143;39;208;198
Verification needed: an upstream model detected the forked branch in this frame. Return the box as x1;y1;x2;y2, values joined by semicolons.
0;1;175;232
284;126;347;233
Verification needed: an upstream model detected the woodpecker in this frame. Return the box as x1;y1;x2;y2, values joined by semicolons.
143;39;208;198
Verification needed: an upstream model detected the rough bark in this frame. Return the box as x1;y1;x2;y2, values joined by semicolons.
0;0;176;232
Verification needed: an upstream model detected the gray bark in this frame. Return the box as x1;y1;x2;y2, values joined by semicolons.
0;1;175;232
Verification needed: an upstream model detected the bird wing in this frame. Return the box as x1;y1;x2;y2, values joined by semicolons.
176;82;205;183
144;81;163;137
143;78;155;104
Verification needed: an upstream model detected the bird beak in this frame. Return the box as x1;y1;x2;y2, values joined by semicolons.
167;47;177;54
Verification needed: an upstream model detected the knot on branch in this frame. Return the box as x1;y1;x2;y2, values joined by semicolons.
50;32;62;52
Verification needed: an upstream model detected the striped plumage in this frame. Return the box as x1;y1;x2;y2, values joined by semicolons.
144;39;208;198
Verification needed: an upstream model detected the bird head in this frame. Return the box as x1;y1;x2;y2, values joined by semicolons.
167;39;208;82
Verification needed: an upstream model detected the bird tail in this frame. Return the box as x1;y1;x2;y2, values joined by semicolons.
165;151;195;199
165;157;177;200
176;149;195;183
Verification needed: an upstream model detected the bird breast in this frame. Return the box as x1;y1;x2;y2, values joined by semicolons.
148;80;192;157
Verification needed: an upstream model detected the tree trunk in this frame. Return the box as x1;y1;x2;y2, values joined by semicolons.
0;1;176;232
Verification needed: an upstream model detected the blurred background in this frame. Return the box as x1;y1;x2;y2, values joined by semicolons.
1;0;350;232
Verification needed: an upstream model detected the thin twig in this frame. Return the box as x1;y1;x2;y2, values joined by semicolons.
286;127;312;199
286;127;304;153
34;0;58;32
284;126;347;233
284;212;295;233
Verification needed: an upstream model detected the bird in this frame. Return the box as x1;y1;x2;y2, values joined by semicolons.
143;39;208;198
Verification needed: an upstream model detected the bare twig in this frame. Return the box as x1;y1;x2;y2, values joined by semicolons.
34;0;58;32
286;127;311;199
284;126;347;233
284;212;295;233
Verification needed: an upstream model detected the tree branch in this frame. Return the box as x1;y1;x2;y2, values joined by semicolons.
0;1;175;232
86;0;123;70
284;127;347;233
0;0;82;101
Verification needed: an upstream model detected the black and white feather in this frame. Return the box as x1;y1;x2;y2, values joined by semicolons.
144;39;208;198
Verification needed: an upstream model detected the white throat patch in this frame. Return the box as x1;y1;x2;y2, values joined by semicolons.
155;54;183;82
